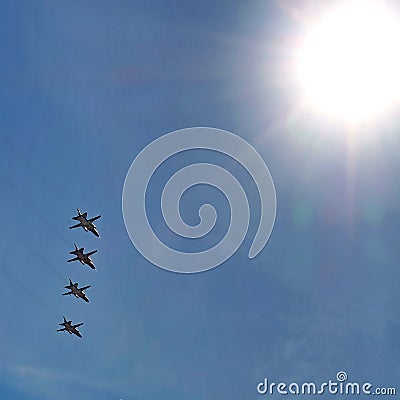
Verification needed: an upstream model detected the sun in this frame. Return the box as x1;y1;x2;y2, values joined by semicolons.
296;1;400;122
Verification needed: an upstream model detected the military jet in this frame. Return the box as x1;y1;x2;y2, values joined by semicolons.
69;208;101;237
62;279;91;303
57;317;83;338
67;243;97;270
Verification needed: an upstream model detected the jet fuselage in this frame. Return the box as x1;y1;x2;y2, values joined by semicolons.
77;216;99;236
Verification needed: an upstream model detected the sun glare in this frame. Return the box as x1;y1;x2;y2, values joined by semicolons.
296;2;400;122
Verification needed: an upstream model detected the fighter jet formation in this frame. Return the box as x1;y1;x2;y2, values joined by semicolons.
57;209;101;339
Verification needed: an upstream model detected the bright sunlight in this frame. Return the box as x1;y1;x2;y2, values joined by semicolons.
296;1;400;122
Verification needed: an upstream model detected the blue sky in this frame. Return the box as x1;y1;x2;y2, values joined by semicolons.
1;1;400;399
